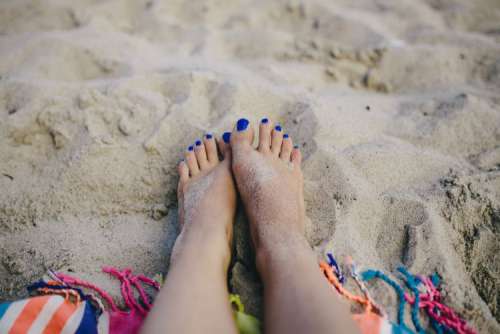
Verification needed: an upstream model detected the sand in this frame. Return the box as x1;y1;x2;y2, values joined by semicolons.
0;0;499;332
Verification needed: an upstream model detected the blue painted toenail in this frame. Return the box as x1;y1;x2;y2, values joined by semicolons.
195;140;202;146
236;118;249;131
188;145;194;151
222;132;231;143
294;144;299;149
261;118;269;124
275;125;282;132
206;133;213;139
284;133;289;139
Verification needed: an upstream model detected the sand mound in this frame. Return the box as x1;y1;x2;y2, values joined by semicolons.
0;0;499;332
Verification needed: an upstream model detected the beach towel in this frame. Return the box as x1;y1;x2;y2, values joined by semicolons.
0;257;476;334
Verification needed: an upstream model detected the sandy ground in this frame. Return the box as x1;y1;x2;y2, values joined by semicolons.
0;0;499;332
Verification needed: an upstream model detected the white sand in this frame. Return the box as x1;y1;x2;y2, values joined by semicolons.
0;0;499;332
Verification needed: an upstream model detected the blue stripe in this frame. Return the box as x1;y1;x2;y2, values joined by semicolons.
0;302;12;319
75;302;98;334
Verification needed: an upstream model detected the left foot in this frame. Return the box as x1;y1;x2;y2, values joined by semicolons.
173;134;236;267
142;134;239;334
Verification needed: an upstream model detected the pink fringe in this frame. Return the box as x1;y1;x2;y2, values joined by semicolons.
404;276;476;334
55;267;160;315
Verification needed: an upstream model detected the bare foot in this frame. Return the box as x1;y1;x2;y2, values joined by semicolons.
225;118;305;271
174;133;236;267
226;119;359;334
142;134;238;334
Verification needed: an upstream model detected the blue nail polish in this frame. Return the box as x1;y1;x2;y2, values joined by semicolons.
236;118;249;131
222;132;231;143
261;118;269;124
294;145;299;149
284;133;289;139
188;145;194;151
275;125;282;132
195;140;202;146
206;133;213;139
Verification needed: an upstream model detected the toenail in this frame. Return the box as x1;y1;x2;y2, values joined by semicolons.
275;125;282;132
188;145;194;151
222;132;231;143
236;118;250;131
206;133;213;139
284;133;289;139
294;144;299;149
261;118;269;124
195;140;202;146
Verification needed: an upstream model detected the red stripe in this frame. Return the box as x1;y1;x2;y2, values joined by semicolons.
42;300;78;334
8;296;50;334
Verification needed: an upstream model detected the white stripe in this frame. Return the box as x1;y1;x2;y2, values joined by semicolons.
380;317;393;334
60;302;86;334
97;312;109;334
0;299;29;332
27;296;65;334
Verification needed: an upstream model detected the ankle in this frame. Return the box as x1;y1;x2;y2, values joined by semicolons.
254;230;310;279
171;225;232;270
251;220;305;252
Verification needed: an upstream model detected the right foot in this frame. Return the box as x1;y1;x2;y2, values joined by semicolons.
226;118;306;269
227;119;360;334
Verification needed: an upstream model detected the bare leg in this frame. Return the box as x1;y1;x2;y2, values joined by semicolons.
228;118;359;334
141;135;238;334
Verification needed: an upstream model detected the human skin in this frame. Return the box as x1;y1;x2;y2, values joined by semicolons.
142;119;359;334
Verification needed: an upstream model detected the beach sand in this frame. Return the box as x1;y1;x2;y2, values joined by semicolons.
0;0;499;332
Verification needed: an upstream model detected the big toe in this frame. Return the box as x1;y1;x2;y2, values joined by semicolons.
230;118;254;149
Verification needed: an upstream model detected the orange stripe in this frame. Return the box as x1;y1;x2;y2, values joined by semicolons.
8;296;51;334
42;300;78;334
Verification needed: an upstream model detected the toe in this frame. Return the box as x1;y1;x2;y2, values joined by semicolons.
178;160;189;184
271;124;284;155
231;118;254;148
217;137;231;160
194;139;209;169
257;117;272;153
185;145;199;176
291;145;302;167
280;133;293;161
204;133;219;164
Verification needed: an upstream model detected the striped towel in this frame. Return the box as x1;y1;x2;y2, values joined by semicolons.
0;296;98;334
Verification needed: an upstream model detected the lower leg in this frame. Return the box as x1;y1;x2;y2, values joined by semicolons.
142;227;236;333
256;231;357;333
141;135;238;334
228;118;359;334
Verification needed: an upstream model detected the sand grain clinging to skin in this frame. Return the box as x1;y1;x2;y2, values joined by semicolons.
183;173;215;223
0;0;499;331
